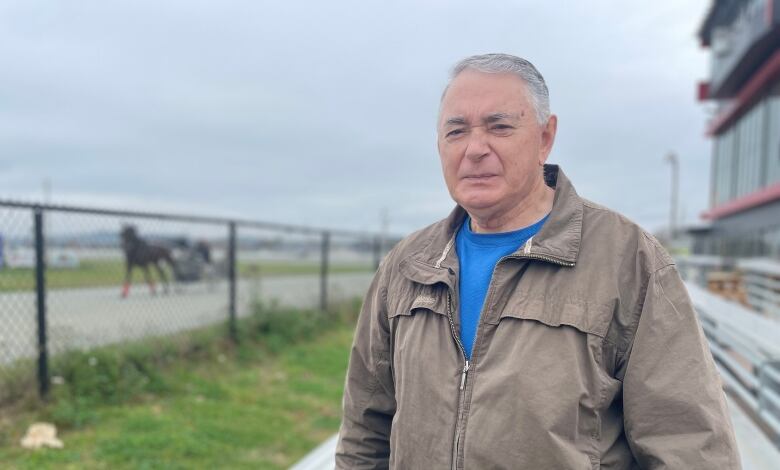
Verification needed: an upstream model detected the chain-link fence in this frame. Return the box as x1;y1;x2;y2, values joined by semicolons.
0;200;393;403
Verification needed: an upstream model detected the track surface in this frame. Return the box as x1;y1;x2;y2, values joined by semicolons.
0;272;374;363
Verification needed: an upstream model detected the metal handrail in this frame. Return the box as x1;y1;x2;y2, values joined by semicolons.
738;258;780;321
685;281;780;446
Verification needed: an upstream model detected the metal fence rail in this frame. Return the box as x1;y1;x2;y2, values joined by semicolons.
675;254;731;286
0;199;392;402
685;281;780;446
737;258;780;321
675;255;780;321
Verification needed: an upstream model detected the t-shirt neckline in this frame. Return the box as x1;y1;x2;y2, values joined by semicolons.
461;213;550;248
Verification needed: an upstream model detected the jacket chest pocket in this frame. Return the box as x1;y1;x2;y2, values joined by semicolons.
389;284;449;320
471;295;621;456
488;295;610;334
483;295;618;386
388;296;446;360
388;283;451;359
388;284;460;397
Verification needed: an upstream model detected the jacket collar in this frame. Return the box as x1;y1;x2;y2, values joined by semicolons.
400;164;583;286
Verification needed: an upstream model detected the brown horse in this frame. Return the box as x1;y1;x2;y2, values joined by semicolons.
119;225;176;298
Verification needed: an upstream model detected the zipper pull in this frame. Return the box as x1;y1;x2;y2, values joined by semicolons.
459;360;470;390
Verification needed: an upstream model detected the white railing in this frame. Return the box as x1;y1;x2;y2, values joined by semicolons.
676;254;731;287
676;255;780;321
737;258;780;321
289;434;337;470
685;281;780;447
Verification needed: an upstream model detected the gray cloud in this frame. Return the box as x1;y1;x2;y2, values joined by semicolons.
0;0;711;234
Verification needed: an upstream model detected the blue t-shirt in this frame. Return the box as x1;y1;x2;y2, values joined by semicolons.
455;213;549;360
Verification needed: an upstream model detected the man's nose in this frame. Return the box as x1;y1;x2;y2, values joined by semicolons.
464;127;490;162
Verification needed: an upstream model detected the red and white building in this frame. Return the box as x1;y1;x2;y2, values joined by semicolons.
697;0;780;257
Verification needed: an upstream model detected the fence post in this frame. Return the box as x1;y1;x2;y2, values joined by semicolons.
33;207;49;399
228;221;237;342
320;231;330;311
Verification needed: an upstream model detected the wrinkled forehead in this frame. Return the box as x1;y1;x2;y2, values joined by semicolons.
439;70;533;124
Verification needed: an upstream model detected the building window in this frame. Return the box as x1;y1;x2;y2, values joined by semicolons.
768;80;780;186
735;99;764;198
766;225;780;257
711;87;778;206
713;124;738;205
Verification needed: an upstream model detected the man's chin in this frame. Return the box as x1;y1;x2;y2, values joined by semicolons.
455;194;502;212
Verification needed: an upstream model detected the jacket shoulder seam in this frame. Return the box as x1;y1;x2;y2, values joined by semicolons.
641;231;675;271
582;198;675;273
581;198;610;212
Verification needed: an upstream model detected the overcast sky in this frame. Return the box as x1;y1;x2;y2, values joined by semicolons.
0;0;714;236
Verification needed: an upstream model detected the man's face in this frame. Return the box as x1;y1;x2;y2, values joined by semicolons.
437;70;557;216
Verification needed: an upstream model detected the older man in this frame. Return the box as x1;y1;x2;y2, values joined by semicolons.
335;53;740;469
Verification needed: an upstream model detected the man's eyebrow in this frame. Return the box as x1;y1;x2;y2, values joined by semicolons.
484;112;519;123
443;113;519;126
444;116;468;126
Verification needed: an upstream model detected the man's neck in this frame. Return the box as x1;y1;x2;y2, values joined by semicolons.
468;182;555;234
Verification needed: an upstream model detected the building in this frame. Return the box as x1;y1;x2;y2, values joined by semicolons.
696;0;780;257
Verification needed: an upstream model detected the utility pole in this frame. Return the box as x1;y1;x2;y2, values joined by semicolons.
664;152;679;240
42;178;52;245
43;178;51;205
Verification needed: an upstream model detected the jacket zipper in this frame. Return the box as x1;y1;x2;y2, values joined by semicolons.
465;249;573;373
459;250;574;399
445;255;511;470
516;252;575;267
440;243;574;470
445;292;469;470
456;250;572;388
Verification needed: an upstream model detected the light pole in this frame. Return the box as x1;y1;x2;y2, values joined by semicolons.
664;152;679;240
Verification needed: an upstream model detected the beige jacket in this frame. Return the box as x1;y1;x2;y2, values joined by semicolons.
335;165;740;469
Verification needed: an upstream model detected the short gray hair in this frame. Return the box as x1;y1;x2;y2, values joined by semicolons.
442;53;551;125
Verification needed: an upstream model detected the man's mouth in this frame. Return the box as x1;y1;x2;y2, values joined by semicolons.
463;174;497;180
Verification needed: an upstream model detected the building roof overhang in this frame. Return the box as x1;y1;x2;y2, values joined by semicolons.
699;0;741;47
706;49;780;135
701;182;780;220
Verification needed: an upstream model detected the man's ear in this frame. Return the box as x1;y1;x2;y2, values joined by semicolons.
539;114;558;164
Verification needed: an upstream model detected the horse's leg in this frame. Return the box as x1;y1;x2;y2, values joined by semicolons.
154;261;169;294
142;264;157;295
122;262;133;298
163;251;179;294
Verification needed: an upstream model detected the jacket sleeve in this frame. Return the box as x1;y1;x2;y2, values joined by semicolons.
335;261;396;469
622;263;741;469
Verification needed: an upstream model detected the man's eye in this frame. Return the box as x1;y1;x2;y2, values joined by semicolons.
446;129;465;137
491;125;512;131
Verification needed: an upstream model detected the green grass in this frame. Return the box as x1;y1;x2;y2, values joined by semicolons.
238;260;373;277
0;259;373;292
0;260;127;292
0;303;359;469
